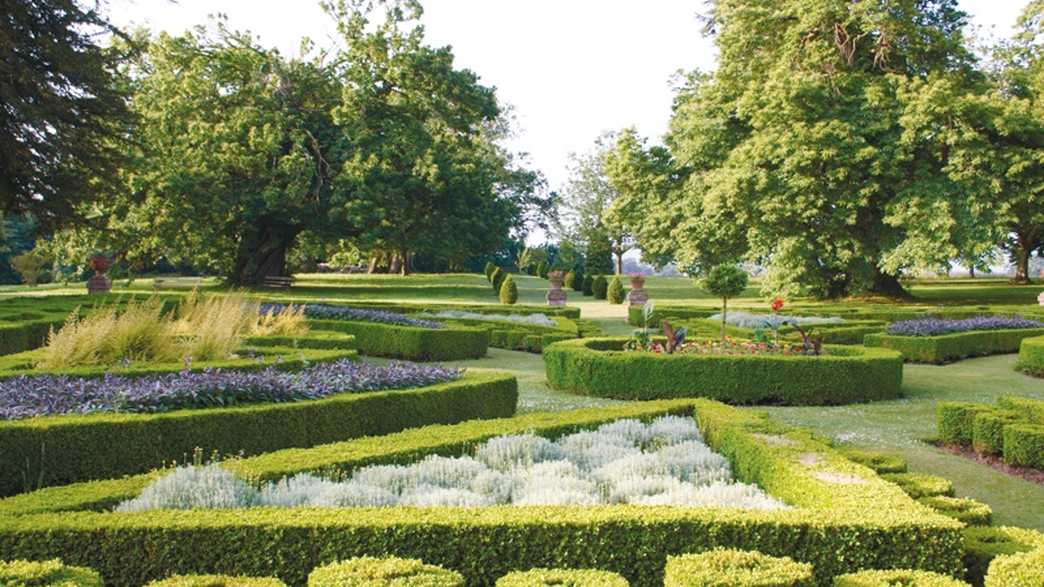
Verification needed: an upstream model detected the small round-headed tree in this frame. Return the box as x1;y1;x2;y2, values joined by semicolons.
607;276;626;304
700;264;749;341
499;275;518;304
582;274;595;296
592;275;609;300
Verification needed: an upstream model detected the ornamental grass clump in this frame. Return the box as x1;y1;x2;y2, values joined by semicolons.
254;303;308;337
174;291;261;361
0;360;463;419
116;415;786;512
36;299;179;369
886;316;1044;337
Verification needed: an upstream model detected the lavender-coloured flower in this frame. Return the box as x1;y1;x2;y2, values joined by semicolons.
260;303;442;329
0;360;462;420
886;315;1044;337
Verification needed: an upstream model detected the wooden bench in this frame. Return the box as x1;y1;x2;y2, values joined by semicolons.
154;277;203;290
262;275;295;288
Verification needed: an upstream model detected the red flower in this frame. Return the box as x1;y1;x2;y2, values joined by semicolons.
771;297;784;312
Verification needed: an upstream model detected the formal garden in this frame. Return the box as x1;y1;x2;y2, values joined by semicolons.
4;0;1044;585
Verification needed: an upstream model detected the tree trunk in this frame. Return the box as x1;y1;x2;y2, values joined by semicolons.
615;251;624;275
1013;233;1032;284
400;248;410;276
228;222;296;286
388;252;402;275
968;266;975;279
867;270;911;299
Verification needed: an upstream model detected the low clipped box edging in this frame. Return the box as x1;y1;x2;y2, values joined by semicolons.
0;558;102;586
0;371;518;497
0;399;963;586
308;557;463;587
664;549;814;586
148;575;288;586
309;318;487;361
864;328;1044;364
542;337;903;405
832;569;969;586
984;547;1044;587
961;526;1044;586
1017;335;1044;376
496;568;629;586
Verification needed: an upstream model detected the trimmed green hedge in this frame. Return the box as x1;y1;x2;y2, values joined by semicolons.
1016;335;1044;376
0;371;518;497
0;399;962;586
243;332;357;350
543;337;903;405
664;549;814;586
864;328;1044;364
0;318;64;355
971;411;1020;456
917;496;991;526
996;395;1044;424
147;575;288;586
308;557;463;587
308;319;487;361
1002;423;1044;469
984;547;1044;587
832;569;969;586
881;473;954;499
936;403;996;445
962;526;1044;587
0;558;102;586
836;448;907;474
496;568;628;586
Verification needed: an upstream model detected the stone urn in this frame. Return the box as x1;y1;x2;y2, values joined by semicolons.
627;273;649;307
87;254;112;295
546;270;567;306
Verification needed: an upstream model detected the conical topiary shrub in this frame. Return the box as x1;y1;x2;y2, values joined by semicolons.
491;267;506;292
484;261;496;282
582;274;594;296
592;275;609;300
563;271;576;289
572;268;585;292
500;275;518;305
607;276;626;304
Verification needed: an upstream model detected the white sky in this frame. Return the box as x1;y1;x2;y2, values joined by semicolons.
108;0;1028;192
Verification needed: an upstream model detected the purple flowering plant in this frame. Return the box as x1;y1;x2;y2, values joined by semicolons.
261;303;442;329
886;315;1044;337
0;360;462;420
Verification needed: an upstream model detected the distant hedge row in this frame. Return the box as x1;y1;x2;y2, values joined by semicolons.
309;318;487;361
543;337;903;405
936;396;1044;470
865;328;1044;364
0;399;961;585
0;371;518;497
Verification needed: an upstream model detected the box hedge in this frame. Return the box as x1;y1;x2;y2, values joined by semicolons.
864;328;1044;364
1001;423;1044;469
0;399;963;586
881;473;954;499
543;337;903;405
0;558;103;586
148;575;288;587
496;568;629;586
961;526;1044;586
831;569;969;586
308;557;463;587
1016;335;1044;376
996;395;1044;424
917;496;991;526
663;549;815;586
983;547;1044;587
971;411;1020;456
0;371;518;497
935;403;996;445
308;319;487;361
836;449;906;474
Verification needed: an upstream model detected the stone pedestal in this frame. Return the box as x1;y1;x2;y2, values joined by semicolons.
87;254;112;295
547;271;567;306
1038;291;1044;306
628;274;648;306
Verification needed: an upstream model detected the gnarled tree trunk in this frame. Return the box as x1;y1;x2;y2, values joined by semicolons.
229;221;298;286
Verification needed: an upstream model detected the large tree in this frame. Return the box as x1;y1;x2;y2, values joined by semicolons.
0;0;132;227
617;0;1000;298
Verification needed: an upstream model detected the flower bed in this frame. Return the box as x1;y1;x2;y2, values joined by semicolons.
886;316;1044;337
262;303;444;329
0;371;517;497
0;360;461;419
708;311;845;329
543;337;903;405
1017;335;1044;376
864;327;1044;364
419;310;559;329
0;400;962;586
115;415;784;511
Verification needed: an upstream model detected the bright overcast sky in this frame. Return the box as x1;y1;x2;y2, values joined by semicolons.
108;0;1028;192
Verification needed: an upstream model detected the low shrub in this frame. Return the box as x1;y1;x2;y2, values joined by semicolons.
492;267;507;293
607;277;626;304
309;319;487;361
962;526;1044;586
592;275;608;300
1001;423;1044;469
971;411;1020;456
537;261;549;279
485;262;496;281
496;568;629;586
563;272;576;290
664;549;814;586
918;496;992;526
936;403;995;445
147;575;287;586
0;371;517;496
881;473;954;499
1017;335;1044;376
544;338;903;405
582;274;594;296
500;275;518;305
832;569;969;586
308;557;463;586
836;448;907;474
996;395;1044;424
864;328;1044;364
0;558;102;586
0;319;63;356
984;546;1044;587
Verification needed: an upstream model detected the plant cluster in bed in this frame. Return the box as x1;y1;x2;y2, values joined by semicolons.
261;303;443;329
628;336;824;357
116;415;786;511
418;310;558;328
886;316;1044;337
0;360;462;419
708;310;845;330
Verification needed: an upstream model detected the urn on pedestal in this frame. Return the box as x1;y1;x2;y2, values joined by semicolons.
546;270;568;306
87;254;112;295
627;273;649;307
